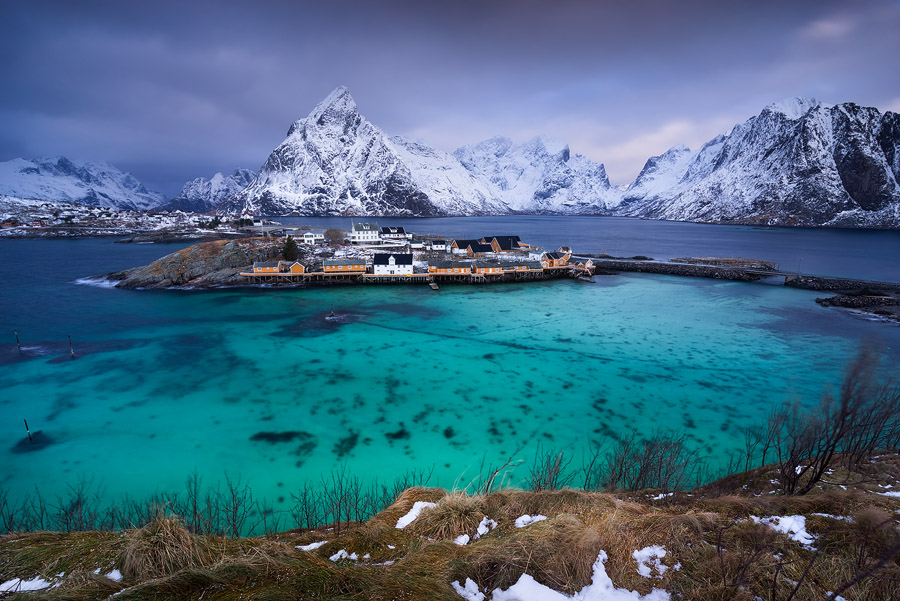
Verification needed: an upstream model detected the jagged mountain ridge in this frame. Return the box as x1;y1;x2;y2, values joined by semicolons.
222;87;505;217
163;169;256;213
453;135;622;214
619;99;900;227
0;157;165;211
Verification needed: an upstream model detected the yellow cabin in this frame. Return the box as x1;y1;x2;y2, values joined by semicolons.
473;264;503;274
287;262;306;274
252;261;282;273
323;260;366;273
429;262;472;274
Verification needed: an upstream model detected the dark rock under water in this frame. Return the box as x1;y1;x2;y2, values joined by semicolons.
11;430;53;453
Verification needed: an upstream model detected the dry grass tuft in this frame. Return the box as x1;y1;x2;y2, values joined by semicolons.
458;514;603;594
54;569;125;595
411;492;488;540
119;514;218;580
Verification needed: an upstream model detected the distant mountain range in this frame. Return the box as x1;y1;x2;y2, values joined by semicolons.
161;169;256;213
1;89;897;227
0;157;165;211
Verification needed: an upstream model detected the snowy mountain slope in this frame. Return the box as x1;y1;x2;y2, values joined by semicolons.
222;87;505;216
453;136;622;214
0;157;165;211
619;99;900;227
164;169;255;213
620;144;693;206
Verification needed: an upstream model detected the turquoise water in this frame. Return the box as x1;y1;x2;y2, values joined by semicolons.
3;234;900;514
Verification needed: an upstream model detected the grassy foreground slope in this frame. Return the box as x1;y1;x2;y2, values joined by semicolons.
2;456;900;601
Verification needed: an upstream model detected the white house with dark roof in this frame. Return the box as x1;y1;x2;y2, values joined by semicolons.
380;226;409;242
302;230;325;245
350;221;380;244
372;253;413;276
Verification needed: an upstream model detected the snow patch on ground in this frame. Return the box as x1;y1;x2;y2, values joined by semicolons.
395;501;437;528
649;492;673;501
476;516;499;537
454;516;499;545
0;576;56;591
811;513;853;522
515;514;548;528
296;540;328;551
93;568;123;582
751;516;816;549
877;491;900;498
461;550;671;600
329;549;358;562
452;578;486;601
633;546;671;578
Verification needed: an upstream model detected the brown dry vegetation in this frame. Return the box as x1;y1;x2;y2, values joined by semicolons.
3;465;900;601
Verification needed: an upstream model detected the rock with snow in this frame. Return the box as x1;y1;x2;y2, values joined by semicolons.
620;99;900;228
454;135;622;215
0;156;165;211
165;168;255;212
223;86;505;217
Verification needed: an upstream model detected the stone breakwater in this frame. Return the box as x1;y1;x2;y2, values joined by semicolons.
587;259;766;282
784;275;900;294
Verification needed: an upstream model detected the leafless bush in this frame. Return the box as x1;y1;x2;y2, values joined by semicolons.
586;429;704;492
771;347;900;495
528;444;575;492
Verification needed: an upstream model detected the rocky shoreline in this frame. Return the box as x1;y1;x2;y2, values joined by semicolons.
105;238;290;289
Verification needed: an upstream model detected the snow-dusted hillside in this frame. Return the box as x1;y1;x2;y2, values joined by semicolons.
0;157;165;211
453;136;622;214
619;99;900;227
165;169;255;213
223;87;505;216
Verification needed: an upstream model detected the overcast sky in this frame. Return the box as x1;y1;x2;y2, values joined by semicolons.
2;0;899;196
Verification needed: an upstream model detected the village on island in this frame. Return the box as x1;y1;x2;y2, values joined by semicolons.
239;220;593;285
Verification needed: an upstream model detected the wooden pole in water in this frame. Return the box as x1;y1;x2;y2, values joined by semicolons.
14;329;21;351
24;419;32;443
68;335;75;357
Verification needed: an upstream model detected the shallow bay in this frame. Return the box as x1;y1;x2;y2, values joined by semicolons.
2;219;900;511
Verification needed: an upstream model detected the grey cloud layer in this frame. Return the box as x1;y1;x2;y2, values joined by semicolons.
1;0;898;195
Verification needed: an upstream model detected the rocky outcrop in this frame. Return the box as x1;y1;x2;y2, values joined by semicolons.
105;238;289;289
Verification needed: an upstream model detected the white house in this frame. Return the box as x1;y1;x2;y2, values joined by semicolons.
350;222;380;244
302;230;325;245
428;239;447;252
372;253;413;276
380;226;409;242
528;247;546;261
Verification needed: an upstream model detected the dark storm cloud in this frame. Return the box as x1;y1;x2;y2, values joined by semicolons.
2;0;899;195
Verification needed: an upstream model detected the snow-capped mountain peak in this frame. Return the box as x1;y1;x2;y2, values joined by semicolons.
762;97;824;120
453;135;619;214
164;168;256;213
223;86;504;216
